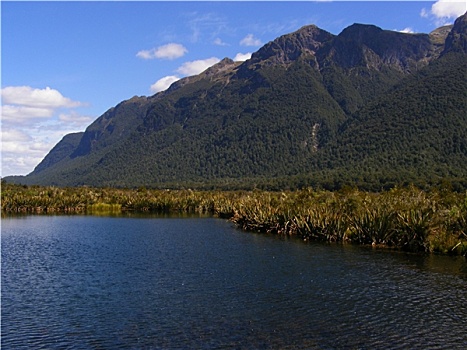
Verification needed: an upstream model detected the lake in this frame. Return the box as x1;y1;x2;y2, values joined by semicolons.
2;215;466;349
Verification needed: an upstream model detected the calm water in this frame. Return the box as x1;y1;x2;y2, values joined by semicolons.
2;215;466;349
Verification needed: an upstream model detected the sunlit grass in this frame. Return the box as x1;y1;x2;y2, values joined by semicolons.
1;182;466;256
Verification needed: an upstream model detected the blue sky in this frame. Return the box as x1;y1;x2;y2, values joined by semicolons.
1;1;466;177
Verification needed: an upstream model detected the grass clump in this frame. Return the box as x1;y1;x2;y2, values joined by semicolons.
1;182;466;255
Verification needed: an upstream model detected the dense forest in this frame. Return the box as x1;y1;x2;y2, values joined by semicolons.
4;13;467;191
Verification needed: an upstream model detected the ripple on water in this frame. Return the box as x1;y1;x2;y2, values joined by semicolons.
1;216;467;349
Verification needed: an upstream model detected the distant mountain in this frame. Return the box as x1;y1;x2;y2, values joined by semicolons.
6;13;466;190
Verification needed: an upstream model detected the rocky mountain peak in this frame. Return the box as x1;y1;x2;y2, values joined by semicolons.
325;22;434;71
156;58;240;97
338;23;384;42
442;11;467;55
201;57;238;78
248;24;334;66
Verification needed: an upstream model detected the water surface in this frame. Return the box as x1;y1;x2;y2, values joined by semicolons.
2;215;466;349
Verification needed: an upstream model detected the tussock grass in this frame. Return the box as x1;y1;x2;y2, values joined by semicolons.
2;183;466;256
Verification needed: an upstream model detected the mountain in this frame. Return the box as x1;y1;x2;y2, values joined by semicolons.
6;13;467;190
442;11;467;55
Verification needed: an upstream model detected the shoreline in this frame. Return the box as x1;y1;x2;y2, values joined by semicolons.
2;183;466;256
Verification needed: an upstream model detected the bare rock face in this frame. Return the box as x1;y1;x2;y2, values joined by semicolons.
442;11;467;55
249;25;334;66
241;22;443;74
430;25;454;56
325;24;436;72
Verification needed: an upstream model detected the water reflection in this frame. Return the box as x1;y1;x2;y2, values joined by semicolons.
2;215;466;349
396;251;467;278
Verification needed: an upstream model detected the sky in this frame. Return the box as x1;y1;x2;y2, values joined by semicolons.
1;1;466;177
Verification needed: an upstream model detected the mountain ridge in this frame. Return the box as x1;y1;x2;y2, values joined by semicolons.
6;13;466;190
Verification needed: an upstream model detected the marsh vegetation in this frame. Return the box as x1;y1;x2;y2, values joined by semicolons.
2;183;466;255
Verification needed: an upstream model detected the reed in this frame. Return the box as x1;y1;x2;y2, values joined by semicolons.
396;208;433;252
349;208;397;246
88;202;122;214
1;182;466;255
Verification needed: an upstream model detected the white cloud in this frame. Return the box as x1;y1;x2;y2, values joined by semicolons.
420;8;430;18
176;57;220;76
0;85;91;177
1;131;57;176
213;37;228;46
185;12;228;43
136;43;188;60
431;0;466;19
58;111;93;126
1;105;54;123
136;50;154;60
240;34;262;47
399;28;415;34
1;86;83;108
234;52;252;61
1;154;45;177
1;128;32;142
1;118;92;176
150;75;180;93
149;57;225;93
421;0;466;26
1;86;86;125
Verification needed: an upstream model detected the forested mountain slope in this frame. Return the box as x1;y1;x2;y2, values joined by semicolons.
6;13;466;190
